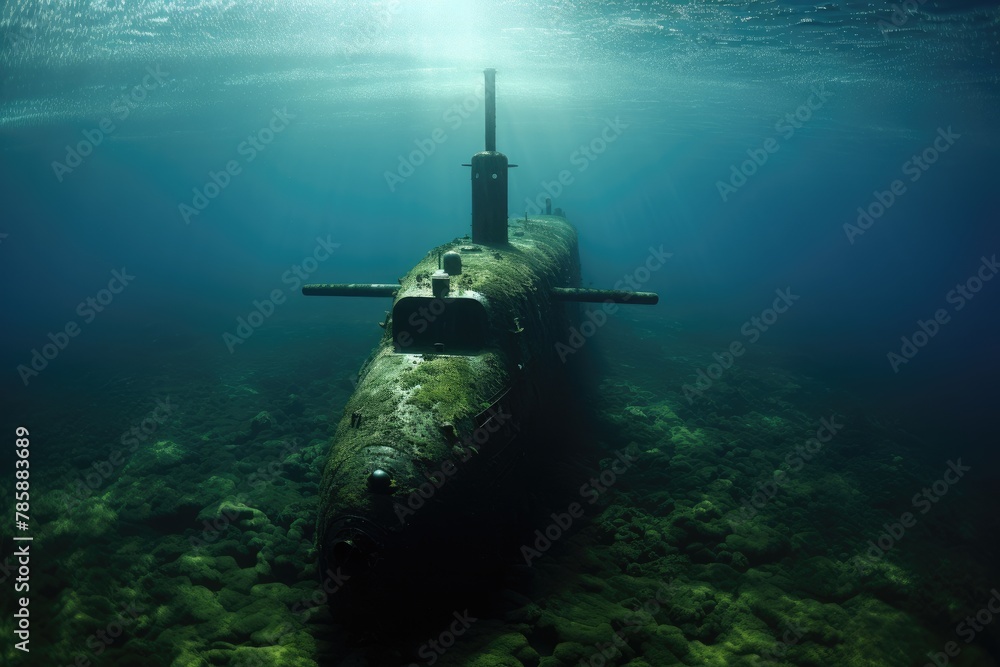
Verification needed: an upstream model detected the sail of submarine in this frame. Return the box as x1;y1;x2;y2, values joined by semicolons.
304;69;658;590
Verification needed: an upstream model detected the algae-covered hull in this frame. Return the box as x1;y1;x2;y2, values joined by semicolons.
316;215;582;590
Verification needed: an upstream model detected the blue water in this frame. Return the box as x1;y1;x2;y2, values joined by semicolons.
4;1;997;443
1;1;998;664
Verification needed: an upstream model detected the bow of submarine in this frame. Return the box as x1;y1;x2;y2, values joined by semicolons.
317;341;521;609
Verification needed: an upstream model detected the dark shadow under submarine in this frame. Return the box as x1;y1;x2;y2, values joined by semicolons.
302;69;659;646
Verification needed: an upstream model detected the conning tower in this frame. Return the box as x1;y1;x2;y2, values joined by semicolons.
467;67;514;245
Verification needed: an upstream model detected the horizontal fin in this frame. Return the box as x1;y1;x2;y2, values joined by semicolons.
302;284;399;298
551;287;658;305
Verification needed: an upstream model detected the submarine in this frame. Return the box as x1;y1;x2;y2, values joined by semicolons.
304;69;658;619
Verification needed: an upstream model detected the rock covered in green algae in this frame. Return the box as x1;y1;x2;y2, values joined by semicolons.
788;555;860;602
250;410;276;434
724;526;790;565
50;496;118;536
457;631;541;667
203;643;316;667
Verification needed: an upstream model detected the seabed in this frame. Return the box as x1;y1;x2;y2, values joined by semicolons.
2;312;995;667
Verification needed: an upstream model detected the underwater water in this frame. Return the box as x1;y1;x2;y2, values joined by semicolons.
1;0;999;665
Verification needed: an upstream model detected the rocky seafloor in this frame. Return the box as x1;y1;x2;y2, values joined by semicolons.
1;315;996;666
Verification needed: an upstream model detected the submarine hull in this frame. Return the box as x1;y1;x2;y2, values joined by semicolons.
316;215;583;606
